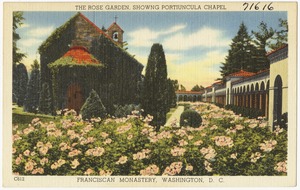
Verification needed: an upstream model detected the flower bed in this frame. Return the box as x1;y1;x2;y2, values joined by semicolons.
12;103;287;176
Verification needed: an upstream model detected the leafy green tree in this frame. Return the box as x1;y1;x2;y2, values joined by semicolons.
39;83;52;114
24;60;40;113
81;90;107;120
269;19;288;50
166;78;177;110
191;84;204;92
171;79;179;91
220;23;257;79
142;43;168;129
179;84;186;91
14;63;28;106
252;21;275;71
13;64;18;103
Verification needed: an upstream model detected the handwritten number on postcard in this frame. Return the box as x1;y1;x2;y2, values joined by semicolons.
243;2;273;11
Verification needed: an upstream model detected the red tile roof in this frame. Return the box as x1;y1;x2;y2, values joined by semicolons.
175;91;203;94
63;46;100;64
212;81;223;85
228;70;255;77
231;69;270;85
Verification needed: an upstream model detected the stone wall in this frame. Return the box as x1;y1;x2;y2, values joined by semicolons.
72;15;101;49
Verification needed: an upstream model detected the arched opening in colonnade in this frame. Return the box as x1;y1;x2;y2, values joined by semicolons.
183;95;188;101
273;75;283;126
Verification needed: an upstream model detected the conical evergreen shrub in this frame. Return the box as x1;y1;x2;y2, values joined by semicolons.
80;90;106;120
39;83;52;114
24;60;40;113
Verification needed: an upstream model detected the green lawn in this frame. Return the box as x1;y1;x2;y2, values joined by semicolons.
12;105;58;125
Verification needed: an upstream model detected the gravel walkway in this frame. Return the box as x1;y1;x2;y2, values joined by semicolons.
164;106;184;127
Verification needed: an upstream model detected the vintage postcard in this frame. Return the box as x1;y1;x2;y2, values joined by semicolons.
2;1;298;188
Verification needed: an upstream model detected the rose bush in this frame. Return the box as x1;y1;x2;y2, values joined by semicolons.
12;103;287;176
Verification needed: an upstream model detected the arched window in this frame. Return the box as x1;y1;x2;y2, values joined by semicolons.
266;80;270;92
251;84;254;92
179;95;183;101
260;81;265;91
184;95;188;102
273;75;283;126
197;95;201;101
113;31;118;41
193;95;197;102
255;83;259;91
260;81;266;116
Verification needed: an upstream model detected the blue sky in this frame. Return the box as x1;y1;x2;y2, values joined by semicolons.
17;11;287;89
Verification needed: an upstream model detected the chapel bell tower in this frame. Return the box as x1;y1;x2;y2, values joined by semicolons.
106;16;124;47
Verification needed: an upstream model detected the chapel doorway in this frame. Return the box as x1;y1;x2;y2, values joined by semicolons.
67;83;84;113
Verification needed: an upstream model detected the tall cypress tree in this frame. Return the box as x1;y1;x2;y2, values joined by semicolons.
15;63;28;106
13;63;18;103
220;23;257;79
166;78;177;110
142;43;168;130
39;83;52;114
24;60;40;113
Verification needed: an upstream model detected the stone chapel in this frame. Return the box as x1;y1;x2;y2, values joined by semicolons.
38;12;143;113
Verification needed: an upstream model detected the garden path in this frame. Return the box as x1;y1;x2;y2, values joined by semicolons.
164;106;184;126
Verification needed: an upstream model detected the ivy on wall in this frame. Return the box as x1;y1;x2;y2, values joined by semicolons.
38;13;80;54
49;63;104;111
90;35;144;109
40;13;144;114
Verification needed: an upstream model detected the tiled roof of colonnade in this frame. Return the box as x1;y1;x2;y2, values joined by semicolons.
232;69;270;85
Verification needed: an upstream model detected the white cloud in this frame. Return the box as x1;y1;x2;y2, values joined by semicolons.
198;50;227;67
128;24;186;48
18;38;43;47
163;26;231;51
128;28;160;47
167;50;226;90
160;24;186;35
165;53;182;64
28;26;55;38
